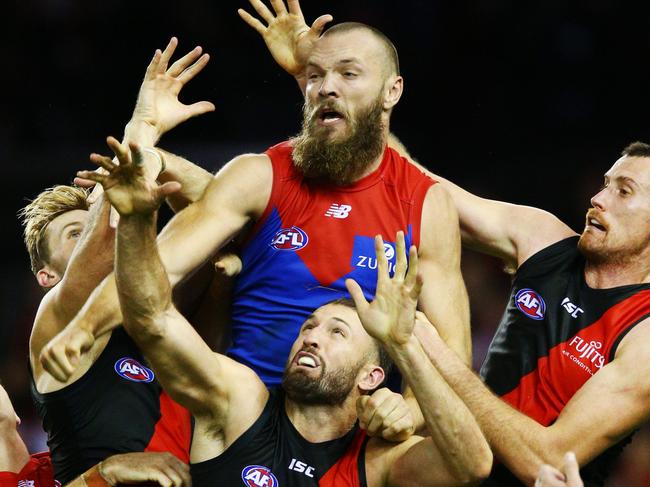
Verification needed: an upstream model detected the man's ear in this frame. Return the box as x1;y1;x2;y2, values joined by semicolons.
358;365;386;394
383;75;403;111
36;266;61;289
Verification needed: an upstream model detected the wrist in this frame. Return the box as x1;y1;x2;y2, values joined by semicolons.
124;119;160;147
383;334;420;361
81;463;111;487
142;147;166;177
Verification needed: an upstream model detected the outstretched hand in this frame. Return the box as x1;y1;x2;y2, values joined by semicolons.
130;37;215;141
77;137;181;217
346;231;422;346
238;0;332;76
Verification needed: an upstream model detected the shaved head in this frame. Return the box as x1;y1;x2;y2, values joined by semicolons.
321;22;400;78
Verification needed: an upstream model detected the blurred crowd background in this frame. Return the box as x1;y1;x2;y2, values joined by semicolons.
2;1;649;484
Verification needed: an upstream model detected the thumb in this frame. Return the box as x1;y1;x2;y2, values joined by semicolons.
309;15;333;37
158;181;182;198
563;452;582;486
187;100;216;118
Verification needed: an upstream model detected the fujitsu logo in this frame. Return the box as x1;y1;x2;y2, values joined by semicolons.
562;335;605;375
325;203;352;219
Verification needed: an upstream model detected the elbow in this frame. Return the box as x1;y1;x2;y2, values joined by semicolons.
472;450;493;485
461;450;493;486
451;444;493;486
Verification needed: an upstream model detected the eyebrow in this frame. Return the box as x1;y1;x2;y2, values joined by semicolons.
306;58;363;70
337;58;362;66
618;176;639;188
59;221;83;236
331;317;352;330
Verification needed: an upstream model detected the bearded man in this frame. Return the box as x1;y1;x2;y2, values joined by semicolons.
44;23;470;395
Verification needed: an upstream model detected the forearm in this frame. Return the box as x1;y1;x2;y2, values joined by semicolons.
55;196;115;319
386;336;492;482
420;329;560;485
116;212;172;337
156;149;214;212
420;278;472;366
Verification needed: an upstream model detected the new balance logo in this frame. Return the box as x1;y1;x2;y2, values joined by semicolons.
325;203;352;219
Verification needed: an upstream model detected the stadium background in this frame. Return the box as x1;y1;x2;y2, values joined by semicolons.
2;1;649;484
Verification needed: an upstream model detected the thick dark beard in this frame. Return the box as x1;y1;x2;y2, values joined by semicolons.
282;359;365;406
291;97;385;186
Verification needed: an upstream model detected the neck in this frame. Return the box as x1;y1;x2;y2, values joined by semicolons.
584;257;650;288
284;395;359;443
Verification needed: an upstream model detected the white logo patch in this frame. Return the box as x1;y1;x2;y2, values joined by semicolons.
561;297;584;318
288;458;315;478
325;203;352;219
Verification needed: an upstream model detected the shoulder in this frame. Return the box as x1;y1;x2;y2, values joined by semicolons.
206;153;273;205
515;235;581;277
385;148;436;188
615;317;650;363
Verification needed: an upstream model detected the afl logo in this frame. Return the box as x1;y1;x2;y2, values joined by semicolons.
114;357;155;383
270;226;309;251
515;288;546;320
241;465;279;487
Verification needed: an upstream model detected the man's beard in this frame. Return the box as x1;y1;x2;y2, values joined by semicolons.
282;354;366;406
291;97;385;186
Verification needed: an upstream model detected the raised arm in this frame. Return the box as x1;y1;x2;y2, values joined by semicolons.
93;141;267;446
418;183;472;364
346;233;492;487
41;140;271;383
388;133;576;269
415;314;650;486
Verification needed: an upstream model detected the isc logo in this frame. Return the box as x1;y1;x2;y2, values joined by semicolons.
514;288;546;320
241;465;278;487
288;458;315;477
270;227;309;251
114;357;155;383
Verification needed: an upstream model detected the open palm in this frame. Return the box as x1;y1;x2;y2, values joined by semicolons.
130;37;215;140
77;137;180;217
238;0;332;76
346;232;422;346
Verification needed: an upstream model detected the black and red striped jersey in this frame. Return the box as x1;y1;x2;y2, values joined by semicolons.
480;236;650;486
30;327;192;485
191;388;368;487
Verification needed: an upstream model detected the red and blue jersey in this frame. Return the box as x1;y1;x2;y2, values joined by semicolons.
228;141;435;385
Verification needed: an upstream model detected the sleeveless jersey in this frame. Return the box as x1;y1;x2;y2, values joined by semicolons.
191;388;368;487
229;141;435;385
480;237;650;486
0;452;58;487
30;327;192;485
